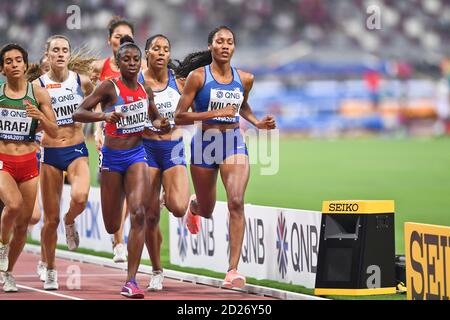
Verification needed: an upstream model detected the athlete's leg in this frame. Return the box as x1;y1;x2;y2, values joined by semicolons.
7;177;39;271
40;164;64;269
100;171;125;234
189;165;218;218
219;154;250;271
162;165;190;218
144;167;162;272
113;200;128;247
124;162;149;281
29;181;41;225
0;173;23;245
64;157;90;225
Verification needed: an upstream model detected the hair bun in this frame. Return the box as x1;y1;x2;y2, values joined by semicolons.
120;35;134;45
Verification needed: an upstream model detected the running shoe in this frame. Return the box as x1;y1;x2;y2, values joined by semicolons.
44;269;59;290
185;194;200;234
3;272;18;292
65;222;80;251
113;243;127;263
147;270;164;291
121;279;144;298
36;260;47;282
0;242;9;272
222;269;246;289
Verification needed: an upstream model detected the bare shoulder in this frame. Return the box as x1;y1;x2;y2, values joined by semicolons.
31;83;50;104
237;69;254;87
92;58;106;72
187;67;205;86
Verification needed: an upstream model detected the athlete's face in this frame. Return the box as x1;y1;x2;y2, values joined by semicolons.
1;49;27;79
46;38;70;70
118;47;141;79
109;25;133;55
146;37;170;70
209;29;235;64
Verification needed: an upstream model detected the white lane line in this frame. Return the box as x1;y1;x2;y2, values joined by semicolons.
16;285;84;300
13;274;125;279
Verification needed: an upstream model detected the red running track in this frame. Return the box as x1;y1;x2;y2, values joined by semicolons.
0;251;277;300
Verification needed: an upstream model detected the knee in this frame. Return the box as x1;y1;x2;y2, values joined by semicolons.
7;200;23;216
166;199;188;218
130;206;146;228
14;222;28;236
71;191;88;209
44;215;60;229
105;222;120;234
145;209;160;227
228;196;244;215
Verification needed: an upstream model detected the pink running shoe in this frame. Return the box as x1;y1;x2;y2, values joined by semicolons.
185;194;201;234
120;279;144;299
222;269;246;289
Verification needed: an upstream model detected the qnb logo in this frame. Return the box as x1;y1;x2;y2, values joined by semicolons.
328;203;359;212
276;212;289;278
177;217;188;261
121;105;128;113
1;109;8;117
216;91;224;99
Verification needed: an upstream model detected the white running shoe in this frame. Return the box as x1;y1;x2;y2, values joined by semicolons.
37;260;47;282
113;243;127;263
65;223;80;251
3;272;18;292
147;270;164;291
0;242;9;272
44;269;59;290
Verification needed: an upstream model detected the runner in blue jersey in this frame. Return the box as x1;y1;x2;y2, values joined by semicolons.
174;26;276;289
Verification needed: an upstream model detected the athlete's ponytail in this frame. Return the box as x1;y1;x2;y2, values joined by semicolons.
172;25;235;79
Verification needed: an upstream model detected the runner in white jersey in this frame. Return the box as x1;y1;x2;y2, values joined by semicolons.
32;35;94;290
138;34;190;291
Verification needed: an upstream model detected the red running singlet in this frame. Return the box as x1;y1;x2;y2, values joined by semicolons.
99;57;121;81
104;78;149;138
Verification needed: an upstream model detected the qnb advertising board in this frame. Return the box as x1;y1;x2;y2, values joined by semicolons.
29;185;146;258
169;202;322;289
404;222;450;300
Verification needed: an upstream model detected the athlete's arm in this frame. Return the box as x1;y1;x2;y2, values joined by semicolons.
143;83;170;132
80;74;94;96
174;68;236;125
89;59;104;86
73;80;122;123
238;70;276;130
30;84;58;138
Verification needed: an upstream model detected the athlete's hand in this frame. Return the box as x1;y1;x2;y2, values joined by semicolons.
104;111;123;124
153;118;170;133
26;102;44;120
256;115;276;130
215;104;237;118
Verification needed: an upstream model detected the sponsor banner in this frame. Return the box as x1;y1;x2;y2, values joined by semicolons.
30;185;149;259
170;202;322;289
404;222;450;300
